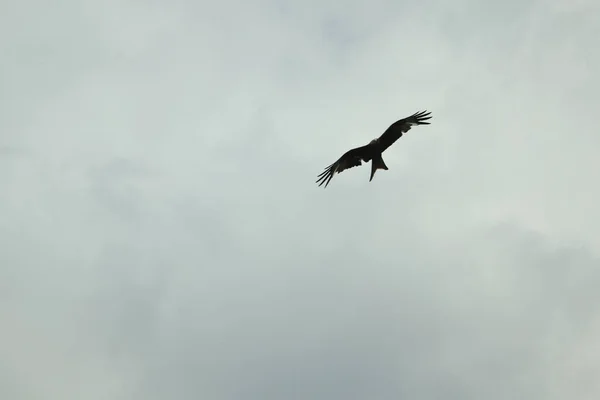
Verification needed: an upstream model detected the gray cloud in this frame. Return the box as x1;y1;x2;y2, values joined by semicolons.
2;0;600;399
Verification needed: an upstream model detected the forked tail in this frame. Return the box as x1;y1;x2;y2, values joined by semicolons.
370;153;388;182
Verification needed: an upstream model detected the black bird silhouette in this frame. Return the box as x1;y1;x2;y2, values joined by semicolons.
316;110;432;188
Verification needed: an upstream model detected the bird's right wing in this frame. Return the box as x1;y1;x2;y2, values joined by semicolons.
377;110;432;152
316;145;371;188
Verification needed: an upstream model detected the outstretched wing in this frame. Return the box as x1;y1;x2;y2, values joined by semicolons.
377;110;432;152
316;145;372;188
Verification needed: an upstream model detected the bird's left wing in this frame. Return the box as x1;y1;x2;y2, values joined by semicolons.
377;110;432;152
316;145;371;188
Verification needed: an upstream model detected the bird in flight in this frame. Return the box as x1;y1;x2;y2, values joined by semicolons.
316;110;432;188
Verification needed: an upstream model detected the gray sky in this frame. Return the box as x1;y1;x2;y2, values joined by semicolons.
2;0;600;399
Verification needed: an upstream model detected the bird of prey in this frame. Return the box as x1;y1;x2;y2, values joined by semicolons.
316;110;432;188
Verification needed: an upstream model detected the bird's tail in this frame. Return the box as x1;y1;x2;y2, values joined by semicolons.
370;153;388;181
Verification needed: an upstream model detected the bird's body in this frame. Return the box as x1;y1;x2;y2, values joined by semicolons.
316;110;432;188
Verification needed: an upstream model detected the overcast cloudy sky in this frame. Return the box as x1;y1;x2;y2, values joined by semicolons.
2;0;600;399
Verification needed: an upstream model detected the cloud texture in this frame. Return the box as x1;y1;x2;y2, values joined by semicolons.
2;0;600;399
